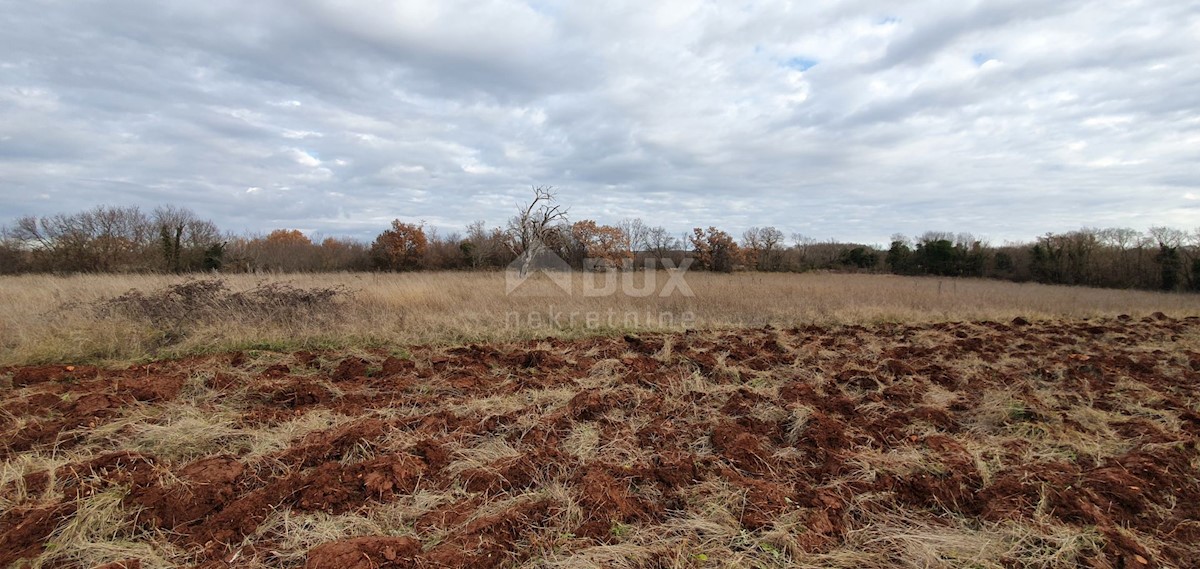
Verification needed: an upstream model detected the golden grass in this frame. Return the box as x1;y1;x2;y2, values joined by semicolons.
249;509;392;567
2;270;1199;367
30;487;187;569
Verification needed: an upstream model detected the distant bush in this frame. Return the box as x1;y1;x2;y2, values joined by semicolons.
840;246;878;269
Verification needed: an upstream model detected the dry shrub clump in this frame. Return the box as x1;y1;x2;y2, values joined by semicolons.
93;278;349;347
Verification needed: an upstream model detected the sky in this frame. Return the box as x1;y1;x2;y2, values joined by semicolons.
1;0;1198;246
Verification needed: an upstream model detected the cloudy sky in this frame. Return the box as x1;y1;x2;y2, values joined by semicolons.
1;1;1198;245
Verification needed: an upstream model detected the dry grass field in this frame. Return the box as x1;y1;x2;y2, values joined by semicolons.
2;272;1199;568
2;271;1200;367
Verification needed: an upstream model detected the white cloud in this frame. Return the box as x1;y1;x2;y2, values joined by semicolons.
1083;115;1135;128
282;129;322;139
289;148;322;167
0;0;1197;243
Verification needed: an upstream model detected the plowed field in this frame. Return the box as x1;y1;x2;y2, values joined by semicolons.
3;315;1199;568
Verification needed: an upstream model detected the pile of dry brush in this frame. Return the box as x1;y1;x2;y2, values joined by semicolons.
92;279;350;346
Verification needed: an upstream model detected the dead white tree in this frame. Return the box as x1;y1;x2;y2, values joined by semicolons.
506;186;569;276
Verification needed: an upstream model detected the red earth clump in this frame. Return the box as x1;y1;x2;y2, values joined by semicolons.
306;536;421;569
505;349;566;369
380;355;414;376
793;411;851;473
0;503;76;567
55;450;160;499
649;452;699;490
278;418;389;468
459;455;542;494
414;495;486;532
129;456;245;531
573;467;661;540
721;467;798;529
4;390;134;455
260;363;291;378
422;499;560;569
267;379;335;408
120;374;186;402
877;435;983;514
710;421;773;475
332;356;370;381
8;364;99;388
411;438;451;471
293;351;323;369
567;387;635;420
292;454;426;513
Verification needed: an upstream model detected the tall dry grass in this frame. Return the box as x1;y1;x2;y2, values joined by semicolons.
2;270;1199;366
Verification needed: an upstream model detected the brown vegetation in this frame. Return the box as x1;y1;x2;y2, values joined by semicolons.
370;221;429;272
689;227;744;273
2;317;1198;567
3;194;1198;293
3;272;1200;367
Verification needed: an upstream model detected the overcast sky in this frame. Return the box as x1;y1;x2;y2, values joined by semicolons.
1;1;1198;245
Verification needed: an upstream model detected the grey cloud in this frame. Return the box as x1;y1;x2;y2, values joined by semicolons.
872;0;1085;71
0;0;1197;245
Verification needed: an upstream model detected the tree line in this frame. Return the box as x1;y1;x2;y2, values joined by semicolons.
2;191;1198;292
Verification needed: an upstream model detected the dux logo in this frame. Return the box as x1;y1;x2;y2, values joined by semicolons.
505;240;573;296
506;241;694;297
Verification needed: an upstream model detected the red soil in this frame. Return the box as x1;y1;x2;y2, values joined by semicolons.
2;316;1199;567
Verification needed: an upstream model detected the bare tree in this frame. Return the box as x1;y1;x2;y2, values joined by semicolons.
642;225;680;268
88;206;152;271
506;186;569;275
790;233;818;270
1149;226;1187;248
316;236;371;271
1098;227;1140;250
8;206;154;272
153;206;220;272
463;220;508;269
919;230;955;244
0;228;28;274
1097;227;1143;286
743;226;785;271
617;218;650;255
1189;228;1200;290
